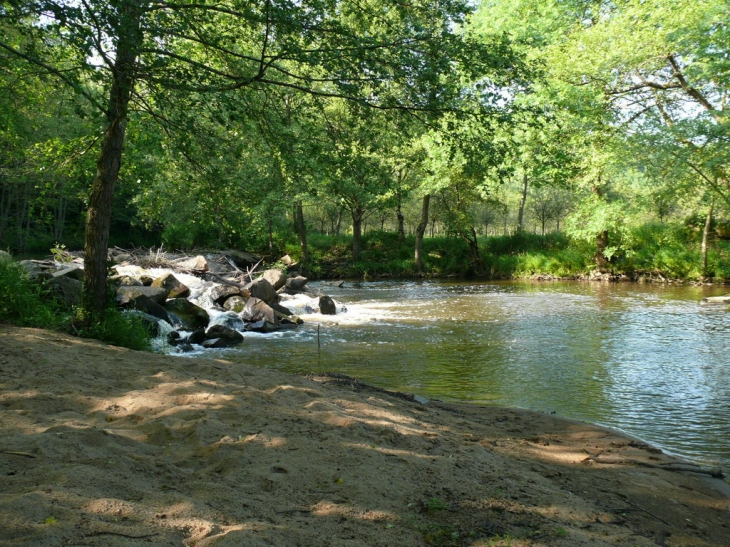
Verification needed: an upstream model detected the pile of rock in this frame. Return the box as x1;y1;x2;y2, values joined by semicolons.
10;249;342;352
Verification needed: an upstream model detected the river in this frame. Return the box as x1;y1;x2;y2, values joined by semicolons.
214;280;730;467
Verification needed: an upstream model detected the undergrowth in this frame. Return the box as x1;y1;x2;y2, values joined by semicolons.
0;258;152;351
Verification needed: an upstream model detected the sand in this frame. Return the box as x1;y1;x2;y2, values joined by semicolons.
0;325;728;547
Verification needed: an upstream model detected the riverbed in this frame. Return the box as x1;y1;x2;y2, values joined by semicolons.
218;280;730;467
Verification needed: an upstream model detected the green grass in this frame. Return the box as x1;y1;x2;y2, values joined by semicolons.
0;258;152;350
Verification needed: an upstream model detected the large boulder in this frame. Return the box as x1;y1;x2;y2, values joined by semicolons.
174;255;209;272
51;266;84;281
116;286;169;306
261;269;288;291
19;260;53;280
206;324;244;345
223;296;247;313
318;295;337;315
109;274;143;287
241;297;276;324
210;284;241;305
151;273;190;299
45;276;82;307
121;295;170;323
208;311;245;331
124;310;163;336
285;276;308;291
244;277;278;305
165;298;209;330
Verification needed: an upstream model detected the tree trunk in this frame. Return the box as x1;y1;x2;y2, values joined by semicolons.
414;194;430;274
701;198;715;277
396;197;405;243
465;226;481;270
517;172;528;233
351;205;364;261
83;2;141;318
294;200;309;273
335;206;344;237
594;230;610;272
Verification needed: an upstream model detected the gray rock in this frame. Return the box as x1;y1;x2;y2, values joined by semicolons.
52;266;85;281
165;298;209;330
223;296;247;313
45;276;82;306
262;269;288;291
123;310;163;336
202;338;227;349
244;320;281;333
174;255;209;272
241;297;276;324
208;312;245;331
109;275;143;287
210;284;241;305
318;295;337;315
121;295;170;323
270;302;293;317
0;250;12;263
116;285;169;306
206;324;243;345
151;273;190;299
285;276;308;291
244;277;278;305
187;328;206;345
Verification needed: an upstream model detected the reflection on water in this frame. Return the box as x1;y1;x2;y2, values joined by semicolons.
222;280;730;465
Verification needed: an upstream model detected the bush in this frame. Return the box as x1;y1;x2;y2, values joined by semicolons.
0;258;152;350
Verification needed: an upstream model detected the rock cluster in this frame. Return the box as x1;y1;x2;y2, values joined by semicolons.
11;249;343;352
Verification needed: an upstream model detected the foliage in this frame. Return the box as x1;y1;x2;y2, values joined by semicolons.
0;258;152;349
0;260;66;329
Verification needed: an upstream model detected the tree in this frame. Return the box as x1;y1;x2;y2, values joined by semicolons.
2;0;496;316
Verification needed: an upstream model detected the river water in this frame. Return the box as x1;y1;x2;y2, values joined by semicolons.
215;280;730;467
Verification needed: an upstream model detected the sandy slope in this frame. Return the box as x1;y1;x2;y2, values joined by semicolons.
0;325;728;547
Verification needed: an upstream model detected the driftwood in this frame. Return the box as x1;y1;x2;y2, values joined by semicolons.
584;455;724;478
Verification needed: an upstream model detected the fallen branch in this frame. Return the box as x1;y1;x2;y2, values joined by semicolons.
585;456;724;478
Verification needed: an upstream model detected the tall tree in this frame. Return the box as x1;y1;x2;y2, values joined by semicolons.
2;0;497;316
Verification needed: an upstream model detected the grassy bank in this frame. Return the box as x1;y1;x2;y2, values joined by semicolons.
296;223;730;282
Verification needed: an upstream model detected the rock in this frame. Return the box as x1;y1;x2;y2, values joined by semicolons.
285;276;308;291
187;328;206;345
210;284;241;305
174;255;209;272
116;286;169;306
45;276;82;307
208;312;245;331
123;310;162;336
19;260;52;280
151;273;190;299
202;338;227;349
167;331;182;345
176;343;195;353
139;275;154;286
244;320;281;333
220;249;260;269
270;302;293;317
223;296;247;313
700;296;730;305
109;275;143;287
164;298;210;330
318;295;337;315
121;295;170;323
241;297;276;324
262;269;288;291
51;266;85;281
206;324;243;345
244;277;278;305
0;250;11;263
280;254;295;266
111;252;132;264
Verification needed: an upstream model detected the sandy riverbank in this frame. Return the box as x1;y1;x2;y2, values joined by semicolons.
0;325;728;546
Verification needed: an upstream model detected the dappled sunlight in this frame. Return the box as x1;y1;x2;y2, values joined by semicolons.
343;441;439;460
